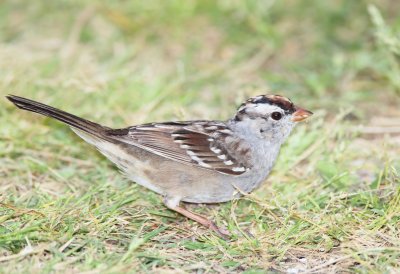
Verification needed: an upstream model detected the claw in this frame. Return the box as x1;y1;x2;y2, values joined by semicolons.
164;198;231;239
208;221;231;240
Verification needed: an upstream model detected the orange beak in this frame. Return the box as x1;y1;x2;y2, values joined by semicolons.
291;106;313;122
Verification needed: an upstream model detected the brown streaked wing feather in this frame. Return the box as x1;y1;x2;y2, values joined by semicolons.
106;121;252;175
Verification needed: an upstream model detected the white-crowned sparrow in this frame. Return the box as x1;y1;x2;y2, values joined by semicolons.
6;94;312;237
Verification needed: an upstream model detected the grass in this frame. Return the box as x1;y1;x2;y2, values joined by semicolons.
1;0;399;273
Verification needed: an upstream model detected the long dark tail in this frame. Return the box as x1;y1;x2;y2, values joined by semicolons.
6;95;107;137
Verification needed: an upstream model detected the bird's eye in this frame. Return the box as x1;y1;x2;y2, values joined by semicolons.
271;112;282;120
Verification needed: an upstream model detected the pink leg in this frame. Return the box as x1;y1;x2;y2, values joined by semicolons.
164;197;230;238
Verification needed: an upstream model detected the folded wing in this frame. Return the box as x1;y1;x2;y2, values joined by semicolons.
106;121;252;176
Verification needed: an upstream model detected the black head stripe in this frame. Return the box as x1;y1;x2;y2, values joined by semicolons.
234;108;247;121
234;94;296;121
248;95;296;114
251;96;270;104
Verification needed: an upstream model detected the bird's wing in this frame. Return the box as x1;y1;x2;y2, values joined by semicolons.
106;121;253;176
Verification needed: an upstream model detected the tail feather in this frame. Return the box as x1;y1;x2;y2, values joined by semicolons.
6;95;106;137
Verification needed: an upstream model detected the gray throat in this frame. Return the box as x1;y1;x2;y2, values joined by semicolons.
227;119;284;189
